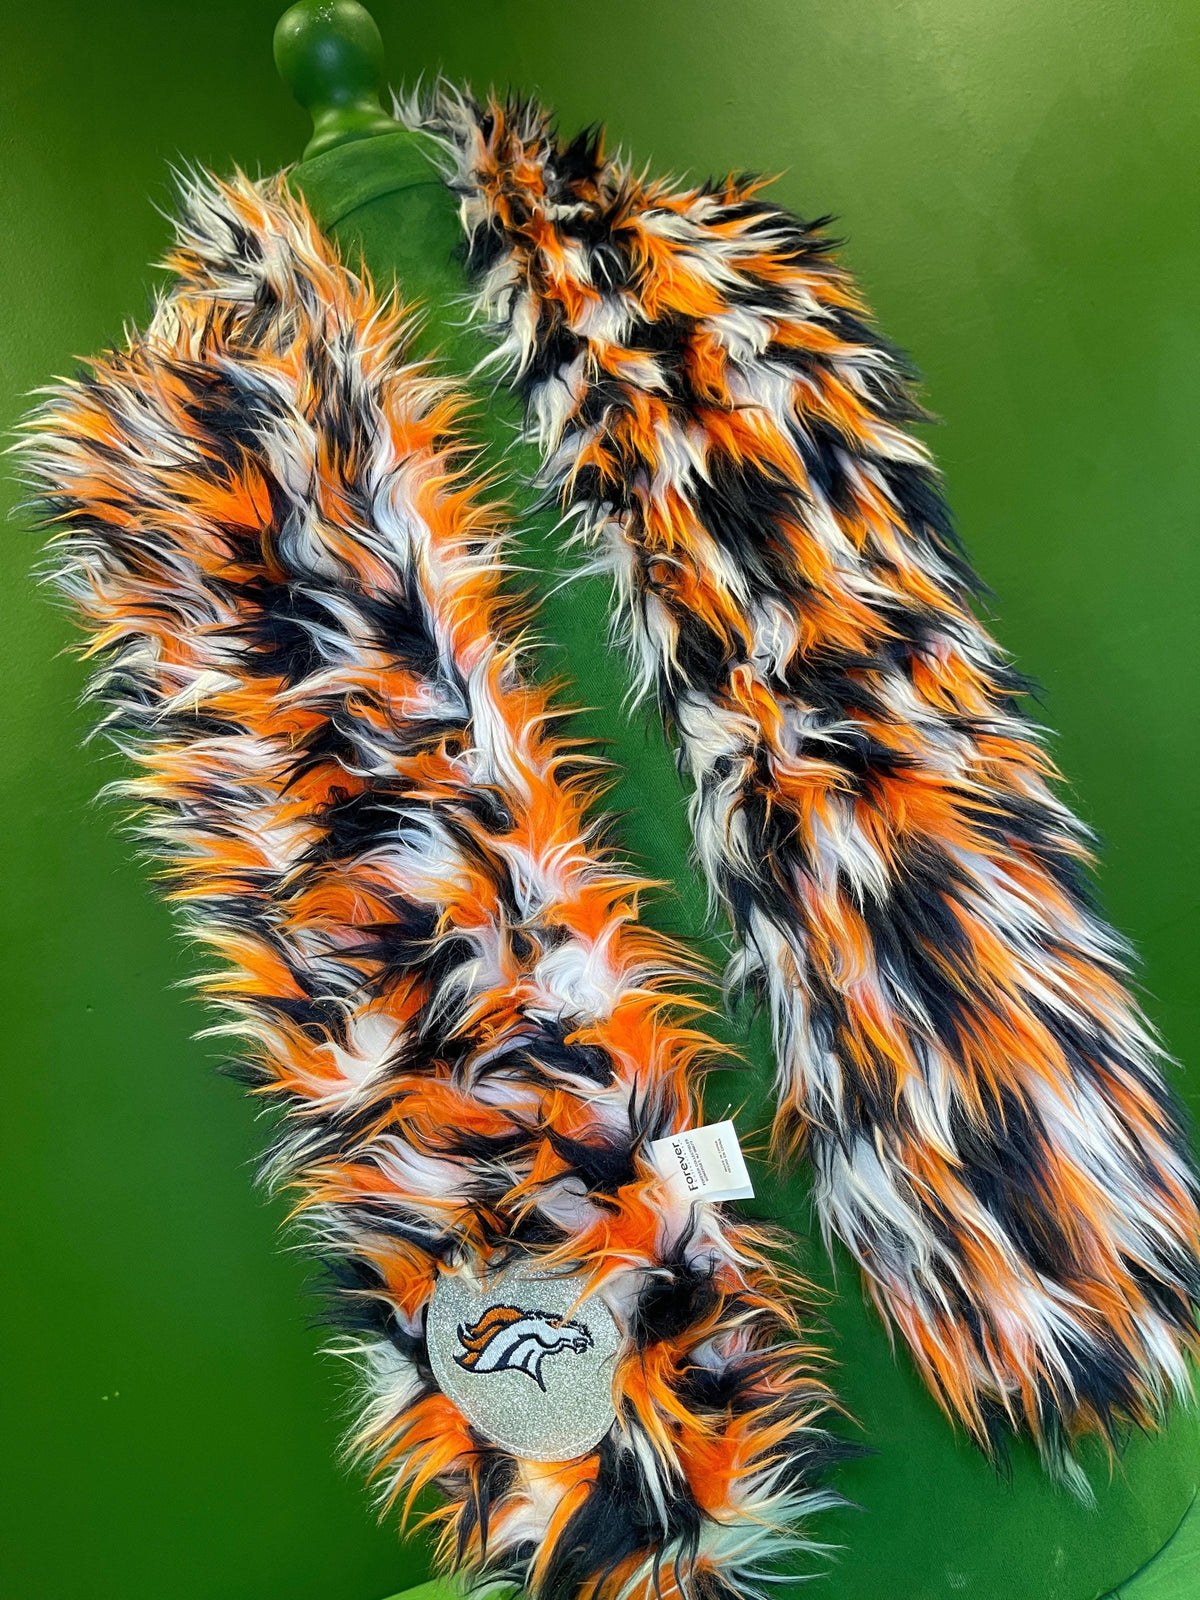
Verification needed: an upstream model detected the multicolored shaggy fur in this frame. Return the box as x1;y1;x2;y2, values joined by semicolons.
399;88;1200;1480
23;174;844;1600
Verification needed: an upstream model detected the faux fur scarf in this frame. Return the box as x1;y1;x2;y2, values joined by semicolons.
23;85;1200;1593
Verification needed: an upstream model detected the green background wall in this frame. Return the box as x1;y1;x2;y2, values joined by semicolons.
1;4;1197;1599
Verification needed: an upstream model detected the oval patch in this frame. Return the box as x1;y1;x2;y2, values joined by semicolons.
427;1261;622;1461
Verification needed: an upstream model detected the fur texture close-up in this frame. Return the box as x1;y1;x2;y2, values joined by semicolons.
21;173;844;1600
396;87;1200;1485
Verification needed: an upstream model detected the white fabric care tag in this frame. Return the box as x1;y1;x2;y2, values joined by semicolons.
649;1121;755;1204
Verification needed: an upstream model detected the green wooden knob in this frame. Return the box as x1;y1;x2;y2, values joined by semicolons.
274;1;402;161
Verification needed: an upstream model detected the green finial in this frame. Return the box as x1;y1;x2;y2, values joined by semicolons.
274;1;401;161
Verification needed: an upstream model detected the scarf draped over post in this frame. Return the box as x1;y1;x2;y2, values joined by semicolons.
22;87;1200;1598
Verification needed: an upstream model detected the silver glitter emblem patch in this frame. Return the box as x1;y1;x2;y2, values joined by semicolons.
428;1262;621;1461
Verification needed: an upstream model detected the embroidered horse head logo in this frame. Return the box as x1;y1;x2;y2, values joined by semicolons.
454;1304;593;1392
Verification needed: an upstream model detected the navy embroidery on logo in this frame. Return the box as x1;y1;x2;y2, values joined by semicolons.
455;1304;593;1391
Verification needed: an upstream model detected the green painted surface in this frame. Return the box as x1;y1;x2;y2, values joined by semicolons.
1117;1492;1200;1599
274;0;404;160
1;4;1198;1599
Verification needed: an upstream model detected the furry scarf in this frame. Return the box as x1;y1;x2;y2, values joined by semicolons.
23;85;1200;1592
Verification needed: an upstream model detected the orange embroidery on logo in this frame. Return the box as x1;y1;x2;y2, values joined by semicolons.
455;1305;593;1391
